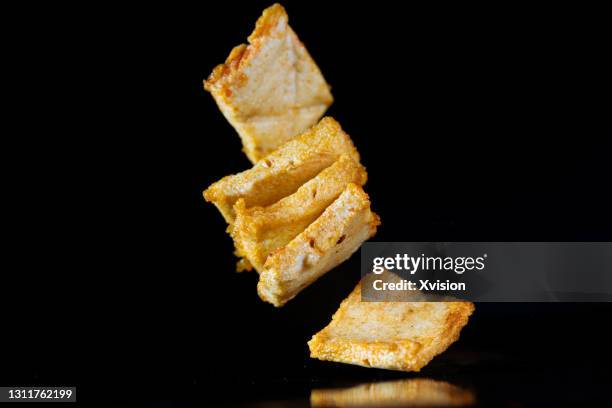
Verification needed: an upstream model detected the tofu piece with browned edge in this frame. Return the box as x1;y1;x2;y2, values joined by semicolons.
257;183;379;306
204;3;333;163
308;281;474;371
232;155;367;272
203;117;359;224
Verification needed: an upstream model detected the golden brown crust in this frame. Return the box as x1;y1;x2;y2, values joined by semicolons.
248;3;286;41
231;155;367;273
308;282;474;371
204;3;333;162
203;117;360;224
257;184;380;306
204;44;248;91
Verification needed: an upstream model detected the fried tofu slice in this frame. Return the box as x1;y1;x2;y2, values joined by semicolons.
204;117;359;224
308;281;474;372
232;155;367;273
258;183;379;307
204;3;333;163
311;378;475;407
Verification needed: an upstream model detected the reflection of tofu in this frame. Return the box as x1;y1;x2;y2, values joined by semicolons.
308;282;474;371
311;378;476;407
232;155;367;272
258;184;379;307
204;3;333;163
204;117;359;224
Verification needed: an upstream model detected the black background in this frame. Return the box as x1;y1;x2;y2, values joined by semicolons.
5;1;612;406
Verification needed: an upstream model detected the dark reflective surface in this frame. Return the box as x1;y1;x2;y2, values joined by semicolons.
189;307;612;407
311;378;475;407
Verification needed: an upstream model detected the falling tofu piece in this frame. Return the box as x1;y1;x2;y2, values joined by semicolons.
311;378;476;407
232;155;367;273
204;117;359;224
258;183;379;307
204;3;333;163
308;281;474;372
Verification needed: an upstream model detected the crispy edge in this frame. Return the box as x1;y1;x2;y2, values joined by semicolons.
203;4;287;94
230;156;367;273
202;117;360;224
308;284;475;372
258;184;379;306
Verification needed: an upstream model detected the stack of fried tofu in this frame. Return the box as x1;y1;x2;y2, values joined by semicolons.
205;116;379;307
203;3;473;372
